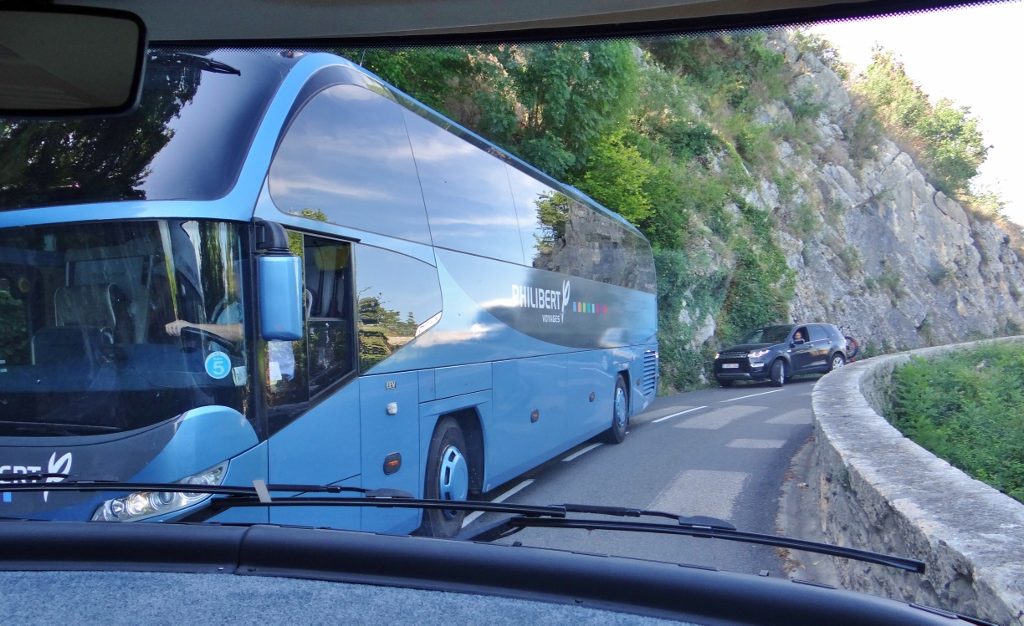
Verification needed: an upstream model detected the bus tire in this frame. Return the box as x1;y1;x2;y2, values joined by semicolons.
419;416;469;538
602;375;629;444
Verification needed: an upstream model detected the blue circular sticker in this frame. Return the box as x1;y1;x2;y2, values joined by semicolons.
204;351;231;380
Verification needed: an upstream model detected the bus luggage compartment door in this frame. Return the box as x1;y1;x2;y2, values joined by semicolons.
359;371;420;534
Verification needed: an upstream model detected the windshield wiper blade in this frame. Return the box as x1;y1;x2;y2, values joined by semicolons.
560;502;736;530
0;481;922;574
180;495;568;523
182;494;921;574
465;515;925;574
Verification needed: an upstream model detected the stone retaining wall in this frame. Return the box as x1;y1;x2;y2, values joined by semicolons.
810;336;1024;625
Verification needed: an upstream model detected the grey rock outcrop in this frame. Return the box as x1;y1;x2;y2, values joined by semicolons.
759;34;1024;350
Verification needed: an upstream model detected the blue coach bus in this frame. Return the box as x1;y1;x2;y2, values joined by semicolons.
0;49;658;537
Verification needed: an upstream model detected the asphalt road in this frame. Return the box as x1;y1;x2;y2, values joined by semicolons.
463;376;819;577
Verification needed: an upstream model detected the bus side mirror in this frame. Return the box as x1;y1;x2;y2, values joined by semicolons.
256;221;303;341
258;255;303;341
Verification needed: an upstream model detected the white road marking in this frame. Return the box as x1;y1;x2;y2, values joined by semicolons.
562;443;602;462
648;470;748;520
727;438;786;449
652;405;708;423
719;389;784;403
766;408;813;425
461;479;535;528
674;404;762;430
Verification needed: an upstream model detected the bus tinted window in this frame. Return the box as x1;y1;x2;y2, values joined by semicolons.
305;236;356;395
506;165;657;293
269;85;431;243
403;110;524;264
0;50;291;211
0;277;29;366
354;245;442;373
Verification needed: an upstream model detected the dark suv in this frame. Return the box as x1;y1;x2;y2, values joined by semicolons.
713;324;848;387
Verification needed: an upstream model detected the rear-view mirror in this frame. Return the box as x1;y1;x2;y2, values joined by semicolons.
258;255;304;342
0;6;146;116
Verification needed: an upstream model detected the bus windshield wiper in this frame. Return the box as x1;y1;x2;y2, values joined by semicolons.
0;480;923;574
149;51;241;75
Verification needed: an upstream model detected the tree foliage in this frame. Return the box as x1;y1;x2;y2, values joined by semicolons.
854;50;988;196
342;33;989;392
351;42;638;181
580;130;656;224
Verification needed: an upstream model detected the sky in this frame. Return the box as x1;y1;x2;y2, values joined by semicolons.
810;1;1024;227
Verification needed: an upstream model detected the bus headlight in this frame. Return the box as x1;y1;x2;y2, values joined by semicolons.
91;462;228;522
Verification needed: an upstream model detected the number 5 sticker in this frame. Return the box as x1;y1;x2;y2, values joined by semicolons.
205;351;231;380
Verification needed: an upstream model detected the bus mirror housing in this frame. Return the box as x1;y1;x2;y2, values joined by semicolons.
256;221;303;341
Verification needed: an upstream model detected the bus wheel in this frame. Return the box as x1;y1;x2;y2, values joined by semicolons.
419;416;469;538
602;375;629;444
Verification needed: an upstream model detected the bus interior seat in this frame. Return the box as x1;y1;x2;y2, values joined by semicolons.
32;284;131;365
327;270;348;319
305;246;349;320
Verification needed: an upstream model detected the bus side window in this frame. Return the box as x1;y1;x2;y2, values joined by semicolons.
403;109;525;264
263;232;357;429
506;164;656;294
353;245;442;374
267;84;430;244
304;236;355;396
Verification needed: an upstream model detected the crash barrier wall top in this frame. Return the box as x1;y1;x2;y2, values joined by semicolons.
810;336;1024;626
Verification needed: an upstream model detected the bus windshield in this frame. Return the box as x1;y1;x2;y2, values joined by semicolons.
0;50;293;211
0;219;250;437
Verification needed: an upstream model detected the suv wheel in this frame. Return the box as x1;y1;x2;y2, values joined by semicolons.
829;353;846;372
770;360;785;387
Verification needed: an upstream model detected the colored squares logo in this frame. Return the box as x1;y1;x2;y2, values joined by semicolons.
572;302;608;314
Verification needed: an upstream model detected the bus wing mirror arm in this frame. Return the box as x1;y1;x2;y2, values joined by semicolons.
256;220;303;341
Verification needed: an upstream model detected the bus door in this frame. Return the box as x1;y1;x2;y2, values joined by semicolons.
262;232;362;529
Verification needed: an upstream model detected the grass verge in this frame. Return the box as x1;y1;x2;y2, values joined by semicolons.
888;343;1024;503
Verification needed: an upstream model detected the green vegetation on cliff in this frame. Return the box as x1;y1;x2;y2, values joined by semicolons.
888;344;1024;503
852;50;987;199
348;36;800;391
343;31;999;391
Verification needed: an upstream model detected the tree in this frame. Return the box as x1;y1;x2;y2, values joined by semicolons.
579;130;655;224
854;50;929;131
351;41;640;181
854;49;989;197
917;100;988;195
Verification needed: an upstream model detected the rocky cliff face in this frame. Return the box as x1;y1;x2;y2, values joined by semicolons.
714;34;1024;357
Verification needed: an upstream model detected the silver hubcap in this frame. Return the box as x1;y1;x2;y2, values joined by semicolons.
438;444;469;520
614;385;627;430
833;356;844;369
